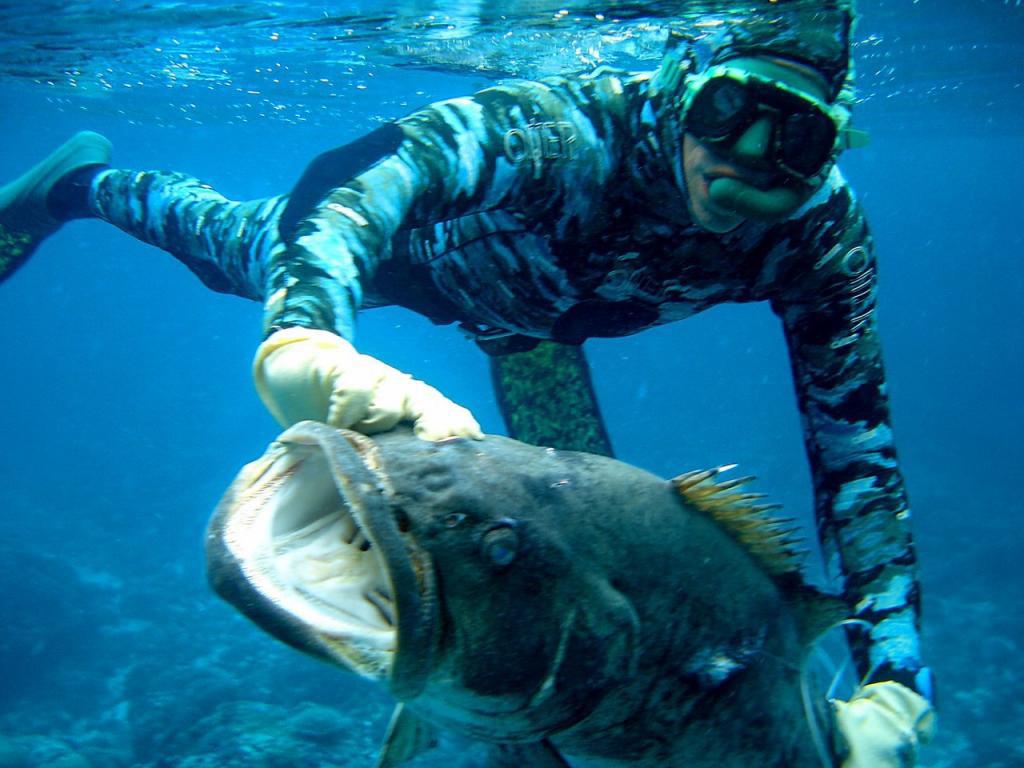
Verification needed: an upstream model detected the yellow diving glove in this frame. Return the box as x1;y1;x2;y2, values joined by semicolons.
832;681;936;768
253;327;483;441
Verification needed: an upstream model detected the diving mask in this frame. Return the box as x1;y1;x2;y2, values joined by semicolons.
683;62;865;184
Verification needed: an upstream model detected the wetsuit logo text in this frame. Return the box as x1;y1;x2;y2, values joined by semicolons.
503;122;577;177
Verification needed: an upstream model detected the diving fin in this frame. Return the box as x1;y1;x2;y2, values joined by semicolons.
488;340;614;456
0;131;111;284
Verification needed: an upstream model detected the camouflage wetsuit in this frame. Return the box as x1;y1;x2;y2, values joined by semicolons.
79;66;926;695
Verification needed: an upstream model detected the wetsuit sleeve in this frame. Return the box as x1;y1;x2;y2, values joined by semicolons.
261;76;623;340
770;188;926;694
260;127;434;340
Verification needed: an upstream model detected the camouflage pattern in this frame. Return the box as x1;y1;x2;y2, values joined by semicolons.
88;169;285;300
80;62;924;694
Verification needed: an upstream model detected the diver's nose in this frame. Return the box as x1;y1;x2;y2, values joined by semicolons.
730;116;773;165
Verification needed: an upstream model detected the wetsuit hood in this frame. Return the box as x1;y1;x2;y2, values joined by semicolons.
653;1;857;103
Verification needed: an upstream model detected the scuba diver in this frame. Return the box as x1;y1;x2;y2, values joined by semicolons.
0;3;934;764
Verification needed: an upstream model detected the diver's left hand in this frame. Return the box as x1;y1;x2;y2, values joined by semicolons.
832;681;936;768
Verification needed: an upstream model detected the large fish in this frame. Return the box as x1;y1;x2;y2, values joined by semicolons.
206;422;845;768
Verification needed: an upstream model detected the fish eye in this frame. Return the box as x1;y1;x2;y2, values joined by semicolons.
481;525;519;568
444;512;466;528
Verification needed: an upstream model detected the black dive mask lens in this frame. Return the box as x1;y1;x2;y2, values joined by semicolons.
686;77;754;140
685;75;838;180
778;110;837;177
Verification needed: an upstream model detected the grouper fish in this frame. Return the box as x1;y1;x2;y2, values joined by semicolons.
205;422;846;768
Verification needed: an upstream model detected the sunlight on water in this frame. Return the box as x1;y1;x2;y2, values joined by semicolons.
1;0;1021;129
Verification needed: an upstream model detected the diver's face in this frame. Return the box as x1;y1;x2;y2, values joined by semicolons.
683;133;757;233
681;57;834;232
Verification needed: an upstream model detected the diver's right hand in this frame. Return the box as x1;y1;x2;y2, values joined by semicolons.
253;327;482;441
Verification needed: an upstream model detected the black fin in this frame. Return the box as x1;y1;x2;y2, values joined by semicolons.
278;122;404;242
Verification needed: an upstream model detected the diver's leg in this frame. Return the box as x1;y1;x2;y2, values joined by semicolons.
81;167;286;300
77;125;404;308
2;126;406;303
74;127;404;336
0;132;286;299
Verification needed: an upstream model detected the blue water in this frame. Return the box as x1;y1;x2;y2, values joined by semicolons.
1;1;1022;766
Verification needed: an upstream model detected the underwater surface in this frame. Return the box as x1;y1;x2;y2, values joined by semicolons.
0;0;1022;765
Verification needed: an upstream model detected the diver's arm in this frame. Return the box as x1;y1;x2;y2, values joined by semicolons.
770;190;928;696
262;75;623;340
255;76;622;436
253;121;496;437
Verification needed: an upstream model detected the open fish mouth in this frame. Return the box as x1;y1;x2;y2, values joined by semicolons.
232;439;397;666
206;423;435;695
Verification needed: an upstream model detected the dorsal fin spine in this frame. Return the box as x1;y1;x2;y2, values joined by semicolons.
670;467;806;578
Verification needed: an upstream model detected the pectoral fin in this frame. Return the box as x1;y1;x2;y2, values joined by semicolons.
375;704;439;768
485;741;572;768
